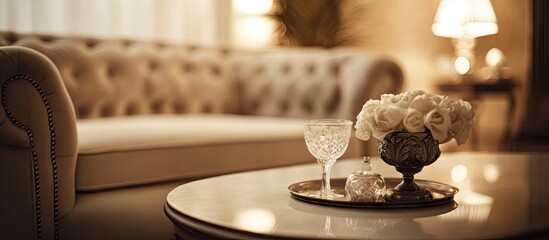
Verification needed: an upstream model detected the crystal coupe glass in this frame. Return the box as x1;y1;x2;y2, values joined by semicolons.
304;119;352;199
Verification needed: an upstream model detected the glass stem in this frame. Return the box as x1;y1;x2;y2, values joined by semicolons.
320;160;334;199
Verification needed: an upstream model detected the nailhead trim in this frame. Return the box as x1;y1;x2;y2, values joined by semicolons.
2;74;59;240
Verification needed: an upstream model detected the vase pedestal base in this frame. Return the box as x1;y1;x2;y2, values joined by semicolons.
379;131;441;202
385;188;433;202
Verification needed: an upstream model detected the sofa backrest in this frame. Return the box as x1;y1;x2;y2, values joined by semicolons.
0;32;237;119
0;32;403;121
232;49;403;120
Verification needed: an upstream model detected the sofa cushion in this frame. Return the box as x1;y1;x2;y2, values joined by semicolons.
76;114;361;191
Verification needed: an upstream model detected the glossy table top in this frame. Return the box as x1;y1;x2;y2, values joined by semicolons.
166;152;549;239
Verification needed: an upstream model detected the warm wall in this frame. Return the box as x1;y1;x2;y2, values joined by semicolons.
0;0;232;44
348;0;531;151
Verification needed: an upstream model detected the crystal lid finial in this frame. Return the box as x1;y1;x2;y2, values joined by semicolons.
362;156;372;172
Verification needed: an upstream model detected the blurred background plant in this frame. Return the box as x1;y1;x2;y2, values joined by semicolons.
272;0;369;47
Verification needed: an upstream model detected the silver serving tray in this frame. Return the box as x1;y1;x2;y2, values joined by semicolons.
288;178;458;208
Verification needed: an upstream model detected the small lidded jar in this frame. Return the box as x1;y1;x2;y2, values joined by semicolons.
345;156;386;202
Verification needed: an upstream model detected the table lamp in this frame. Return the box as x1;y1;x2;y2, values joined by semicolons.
432;0;498;76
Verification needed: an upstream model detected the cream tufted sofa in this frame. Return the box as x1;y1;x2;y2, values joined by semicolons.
0;32;403;239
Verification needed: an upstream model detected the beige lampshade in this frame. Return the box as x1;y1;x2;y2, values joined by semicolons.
432;0;498;38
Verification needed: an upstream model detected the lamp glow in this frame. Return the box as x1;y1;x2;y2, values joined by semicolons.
432;0;498;39
455;56;471;75
234;16;274;48
451;164;468;182
432;0;498;76
483;164;500;183
233;208;276;233
485;48;505;67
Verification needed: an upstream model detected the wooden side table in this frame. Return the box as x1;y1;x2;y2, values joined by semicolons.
437;79;517;150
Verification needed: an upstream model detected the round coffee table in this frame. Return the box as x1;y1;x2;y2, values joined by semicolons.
165;153;549;239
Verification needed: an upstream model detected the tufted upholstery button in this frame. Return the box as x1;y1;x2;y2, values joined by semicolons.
107;66;117;78
255;66;264;75
331;63;340;76
101;105;114;117
121;40;132;48
307;64;316;74
279;100;289;112
182;62;194;72
325;85;341;113
152;101;163;113
202;103;212;113
72;68;82;80
219;48;230;56
174;103;187;113
83;39;99;49
1;32;17;45
157;43;167;49
38;35;55;43
126;104;139;115
210;64;221;76
188;45;198;52
302;99;314;114
248;99;260;112
281;64;290;74
77;106;91;118
149;61;158;71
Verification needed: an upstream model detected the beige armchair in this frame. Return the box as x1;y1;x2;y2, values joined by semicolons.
0;46;77;239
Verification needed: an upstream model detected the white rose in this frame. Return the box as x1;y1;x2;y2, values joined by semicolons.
403;108;425;133
355;91;475;146
381;93;409;108
354;100;382;141
449;100;476;145
432;94;448;105
370;104;405;140
424;108;452;143
380;93;396;103
437;97;452;109
401;90;426;103
409;94;437;115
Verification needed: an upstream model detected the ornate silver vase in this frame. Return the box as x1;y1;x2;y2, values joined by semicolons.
379;131;441;201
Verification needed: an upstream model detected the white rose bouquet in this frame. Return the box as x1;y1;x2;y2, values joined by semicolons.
355;90;476;145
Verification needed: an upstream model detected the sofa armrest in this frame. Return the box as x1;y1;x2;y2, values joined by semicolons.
0;46;77;239
233;48;403;121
